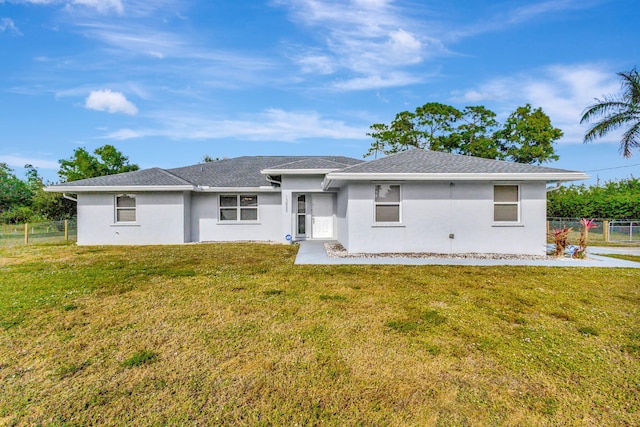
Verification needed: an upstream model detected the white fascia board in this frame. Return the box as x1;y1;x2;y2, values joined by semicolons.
45;185;195;193
194;186;280;192
324;172;589;182
261;168;335;175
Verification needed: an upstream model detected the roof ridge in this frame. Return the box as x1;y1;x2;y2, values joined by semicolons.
267;157;350;169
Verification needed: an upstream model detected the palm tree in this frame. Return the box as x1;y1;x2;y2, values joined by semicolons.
581;68;640;157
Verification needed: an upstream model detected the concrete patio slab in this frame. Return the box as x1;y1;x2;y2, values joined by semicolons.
294;241;640;268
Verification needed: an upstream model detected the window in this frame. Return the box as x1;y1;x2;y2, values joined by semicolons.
374;184;401;223
115;194;136;222
494;185;519;222
220;195;258;221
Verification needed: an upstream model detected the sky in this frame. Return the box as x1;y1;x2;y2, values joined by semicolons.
0;0;639;186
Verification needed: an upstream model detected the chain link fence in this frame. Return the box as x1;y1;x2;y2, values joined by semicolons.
0;218;77;246
608;221;640;242
548;218;639;244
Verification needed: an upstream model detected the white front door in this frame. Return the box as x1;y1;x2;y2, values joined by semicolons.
311;194;334;239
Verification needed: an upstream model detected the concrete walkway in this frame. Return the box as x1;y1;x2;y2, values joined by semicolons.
294;240;640;268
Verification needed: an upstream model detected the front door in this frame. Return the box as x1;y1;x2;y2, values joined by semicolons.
311;194;334;239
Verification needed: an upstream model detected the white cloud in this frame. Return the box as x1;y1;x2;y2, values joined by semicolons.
100;109;369;142
7;0;123;14
85;89;138;115
451;64;622;143
0;18;22;35
0;155;58;169
387;29;422;64
332;72;423;91
275;0;444;89
72;0;123;14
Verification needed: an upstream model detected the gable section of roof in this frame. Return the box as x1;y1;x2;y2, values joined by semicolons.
262;158;357;173
49;167;194;188
168;156;363;187
335;149;581;175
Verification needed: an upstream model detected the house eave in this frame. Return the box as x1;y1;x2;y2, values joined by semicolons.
322;172;589;189
194;186;281;192
325;172;589;181
45;185;196;193
261;168;337;175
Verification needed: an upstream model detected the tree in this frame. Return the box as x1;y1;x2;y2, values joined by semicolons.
0;163;33;222
25;165;76;221
581;67;640;158
414;102;462;151
495;104;561;164
365;102;562;164
58;144;139;182
451;106;502;159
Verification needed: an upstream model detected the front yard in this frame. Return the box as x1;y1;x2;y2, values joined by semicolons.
1;243;639;426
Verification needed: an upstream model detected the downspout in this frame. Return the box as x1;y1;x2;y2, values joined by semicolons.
546;182;562;193
265;175;281;187
63;193;78;202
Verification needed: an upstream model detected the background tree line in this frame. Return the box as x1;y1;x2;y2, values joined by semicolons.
365;102;562;165
0;145;138;224
547;177;640;219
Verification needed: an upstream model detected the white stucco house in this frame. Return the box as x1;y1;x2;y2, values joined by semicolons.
46;149;588;255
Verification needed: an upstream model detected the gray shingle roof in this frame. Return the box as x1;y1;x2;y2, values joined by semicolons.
336;149;579;174
167;156;363;187
48;151;584;191
52;167;194;187
264;158;355;171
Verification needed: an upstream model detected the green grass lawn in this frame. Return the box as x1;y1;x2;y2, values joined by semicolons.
1;243;639;426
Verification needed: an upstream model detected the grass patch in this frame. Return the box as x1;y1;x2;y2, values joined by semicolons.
319;294;347;301
122;350;158;368
598;253;640;263
54;360;91;379
1;243;640;425
577;325;599;336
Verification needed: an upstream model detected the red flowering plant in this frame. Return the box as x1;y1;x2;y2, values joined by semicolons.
574;218;599;259
552;227;572;257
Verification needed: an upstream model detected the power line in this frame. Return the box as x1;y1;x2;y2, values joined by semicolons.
585;163;640;172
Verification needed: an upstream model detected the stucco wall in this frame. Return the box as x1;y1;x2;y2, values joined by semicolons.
336;185;349;248
77;192;189;245
191;192;283;242
341;181;547;256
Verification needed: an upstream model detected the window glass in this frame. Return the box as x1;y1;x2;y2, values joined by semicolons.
220;195;258;221
375;184;400;203
374;184;401;223
115;195;136;222
240;208;258;221
494;185;518;202
375;205;400;222
493;185;519;222
220;195;237;207
240;195;257;207
494;205;518;222
116;195;136;208
220;208;238;221
116;209;136;222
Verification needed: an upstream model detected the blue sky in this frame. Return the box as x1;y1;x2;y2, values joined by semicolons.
0;0;638;186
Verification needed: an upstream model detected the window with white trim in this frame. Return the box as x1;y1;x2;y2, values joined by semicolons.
374;184;401;223
493;185;519;222
115;194;136;222
220;195;258;221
